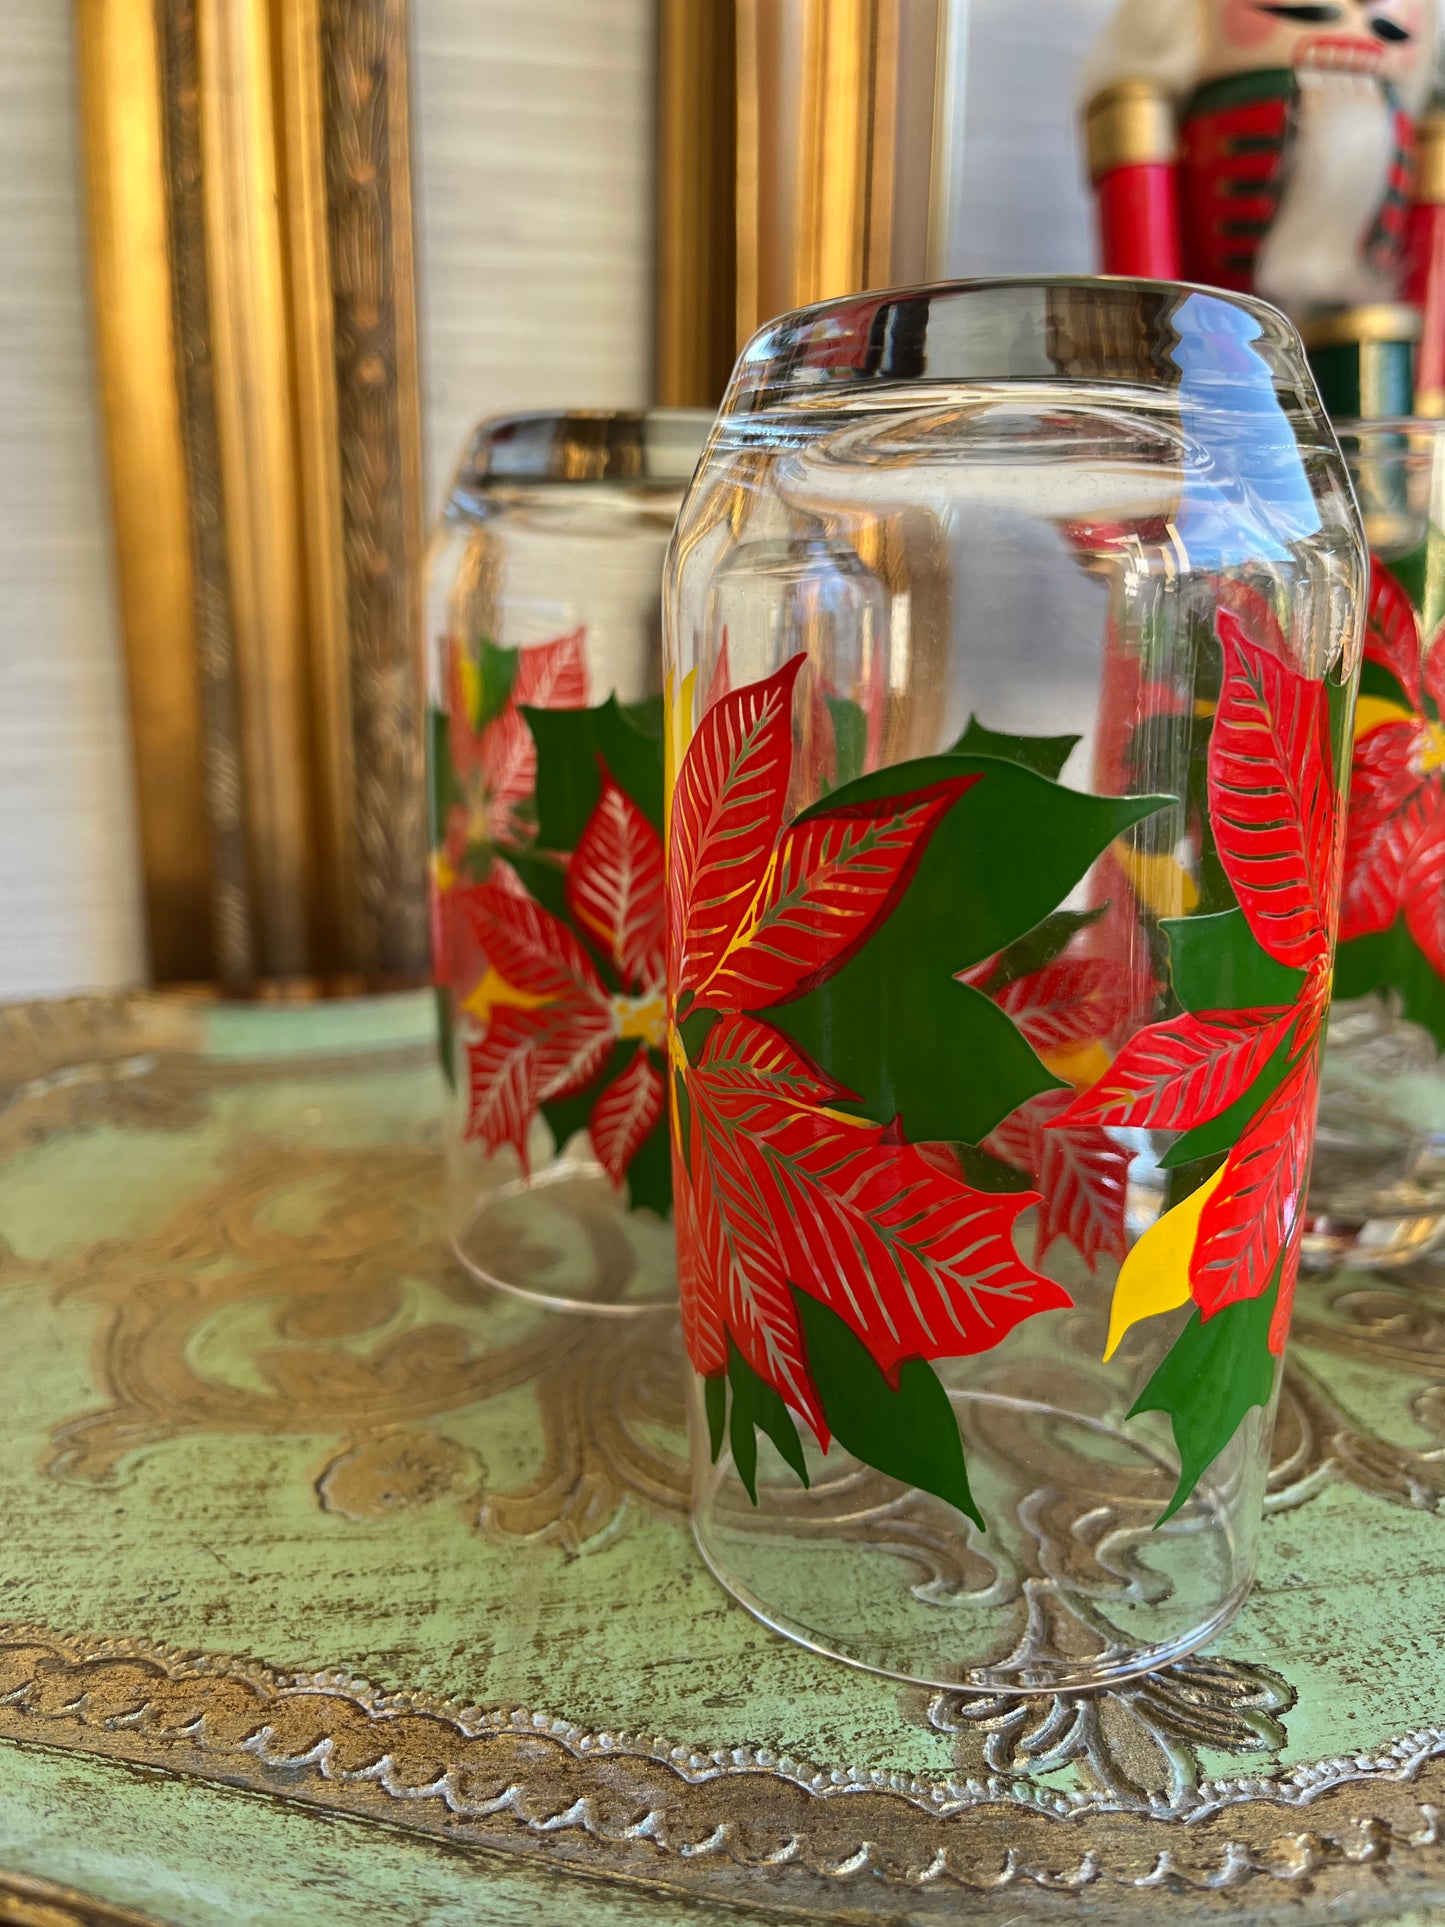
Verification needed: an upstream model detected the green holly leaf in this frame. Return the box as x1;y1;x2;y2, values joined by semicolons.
728;1338;809;1503
950;716;1081;780
428;706;458;846
507;851;570;922
705;1375;727;1462
626;1111;673;1216
524;698;666;846
778;975;1062;1145
475;637;519;729
1358;657;1411;707
1335;925;1445;1047
1165;908;1306;1015
1131;1276;1279;1525
951;1141;1033;1193
826;696;867;788
621;692;665;738
435;986;455;1091
772;756;1169;1144
979;907;1107;992
794;1289;982;1527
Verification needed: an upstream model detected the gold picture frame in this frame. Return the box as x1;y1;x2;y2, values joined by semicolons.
77;0;427;986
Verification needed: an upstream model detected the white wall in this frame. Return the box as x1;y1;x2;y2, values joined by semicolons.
940;0;1114;279
409;0;656;513
0;8;145;998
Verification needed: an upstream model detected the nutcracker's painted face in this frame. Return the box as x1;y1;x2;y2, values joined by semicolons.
1204;0;1429;87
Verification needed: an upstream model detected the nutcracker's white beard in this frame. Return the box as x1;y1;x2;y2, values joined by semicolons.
1254;68;1397;314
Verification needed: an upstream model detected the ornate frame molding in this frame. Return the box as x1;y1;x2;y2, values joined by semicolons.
3;1622;1445;1912
76;0;426;986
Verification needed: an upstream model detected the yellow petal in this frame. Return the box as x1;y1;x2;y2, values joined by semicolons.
1116;845;1201;922
1042;1039;1113;1092
1103;1166;1224;1362
1352;694;1415;741
458;649;482;728
462;967;550;1025
665;668;697;844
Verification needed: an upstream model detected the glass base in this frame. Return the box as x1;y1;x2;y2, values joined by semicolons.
692;1389;1258;1695
451;1156;676;1316
1306;996;1445;1270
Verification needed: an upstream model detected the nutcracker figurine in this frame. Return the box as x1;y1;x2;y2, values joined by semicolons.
1083;0;1442;332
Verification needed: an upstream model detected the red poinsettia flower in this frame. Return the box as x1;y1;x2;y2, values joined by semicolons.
444;626;587;866
669;657;1070;1441
1339;560;1445;974
1051;601;1339;1353
980;956;1155;1271
434;627;588;993
457;762;666;1187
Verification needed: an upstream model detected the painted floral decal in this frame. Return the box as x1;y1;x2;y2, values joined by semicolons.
667;656;1170;1520
978;953;1154;1272
429;627;673;1211
1054;597;1342;1517
667;597;1345;1527
1337;558;1445;1033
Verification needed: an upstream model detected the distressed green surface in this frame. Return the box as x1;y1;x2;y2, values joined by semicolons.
4;995;1445;1917
0;1743;782;1927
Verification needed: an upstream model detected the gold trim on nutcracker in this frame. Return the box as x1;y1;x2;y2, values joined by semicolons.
1297;303;1423;350
1083;79;1177;182
1416;112;1445;207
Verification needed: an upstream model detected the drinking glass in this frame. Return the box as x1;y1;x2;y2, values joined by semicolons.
1307;420;1445;1268
662;279;1363;1690
429;408;709;1312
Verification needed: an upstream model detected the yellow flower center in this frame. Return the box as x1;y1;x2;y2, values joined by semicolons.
617;991;667;1050
1415;723;1445;777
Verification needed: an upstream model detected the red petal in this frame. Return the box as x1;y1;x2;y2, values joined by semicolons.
1340;752;1434;941
1208;611;1336;971
463;1006;549;1167
430;877;452;989
1191;1050;1318;1318
1054;1005;1298;1132
1365;560;1425;713
691;775;977;1010
1003;1088;1130;1271
1403;809;1445;979
589;1048;665;1187
566;763;666;989
693;1014;1070;1384
459;880;607;1002
670;657;803;997
702;630;732;713
690;1083;827;1442
478;704;535;835
991;958;1157;1054
513;626;589;708
463;1000;615;1168
674;1140;728;1379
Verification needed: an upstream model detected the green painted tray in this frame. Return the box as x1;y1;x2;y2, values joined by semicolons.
3;993;1445;1925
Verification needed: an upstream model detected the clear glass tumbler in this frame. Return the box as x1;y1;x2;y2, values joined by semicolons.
663;280;1364;1690
429;408;710;1312
1307;420;1445;1268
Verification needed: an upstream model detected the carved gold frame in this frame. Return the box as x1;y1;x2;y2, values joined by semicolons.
76;0;427;987
656;0;948;406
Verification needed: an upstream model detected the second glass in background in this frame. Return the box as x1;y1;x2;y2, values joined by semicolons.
1308;419;1445;1267
428;408;710;1313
